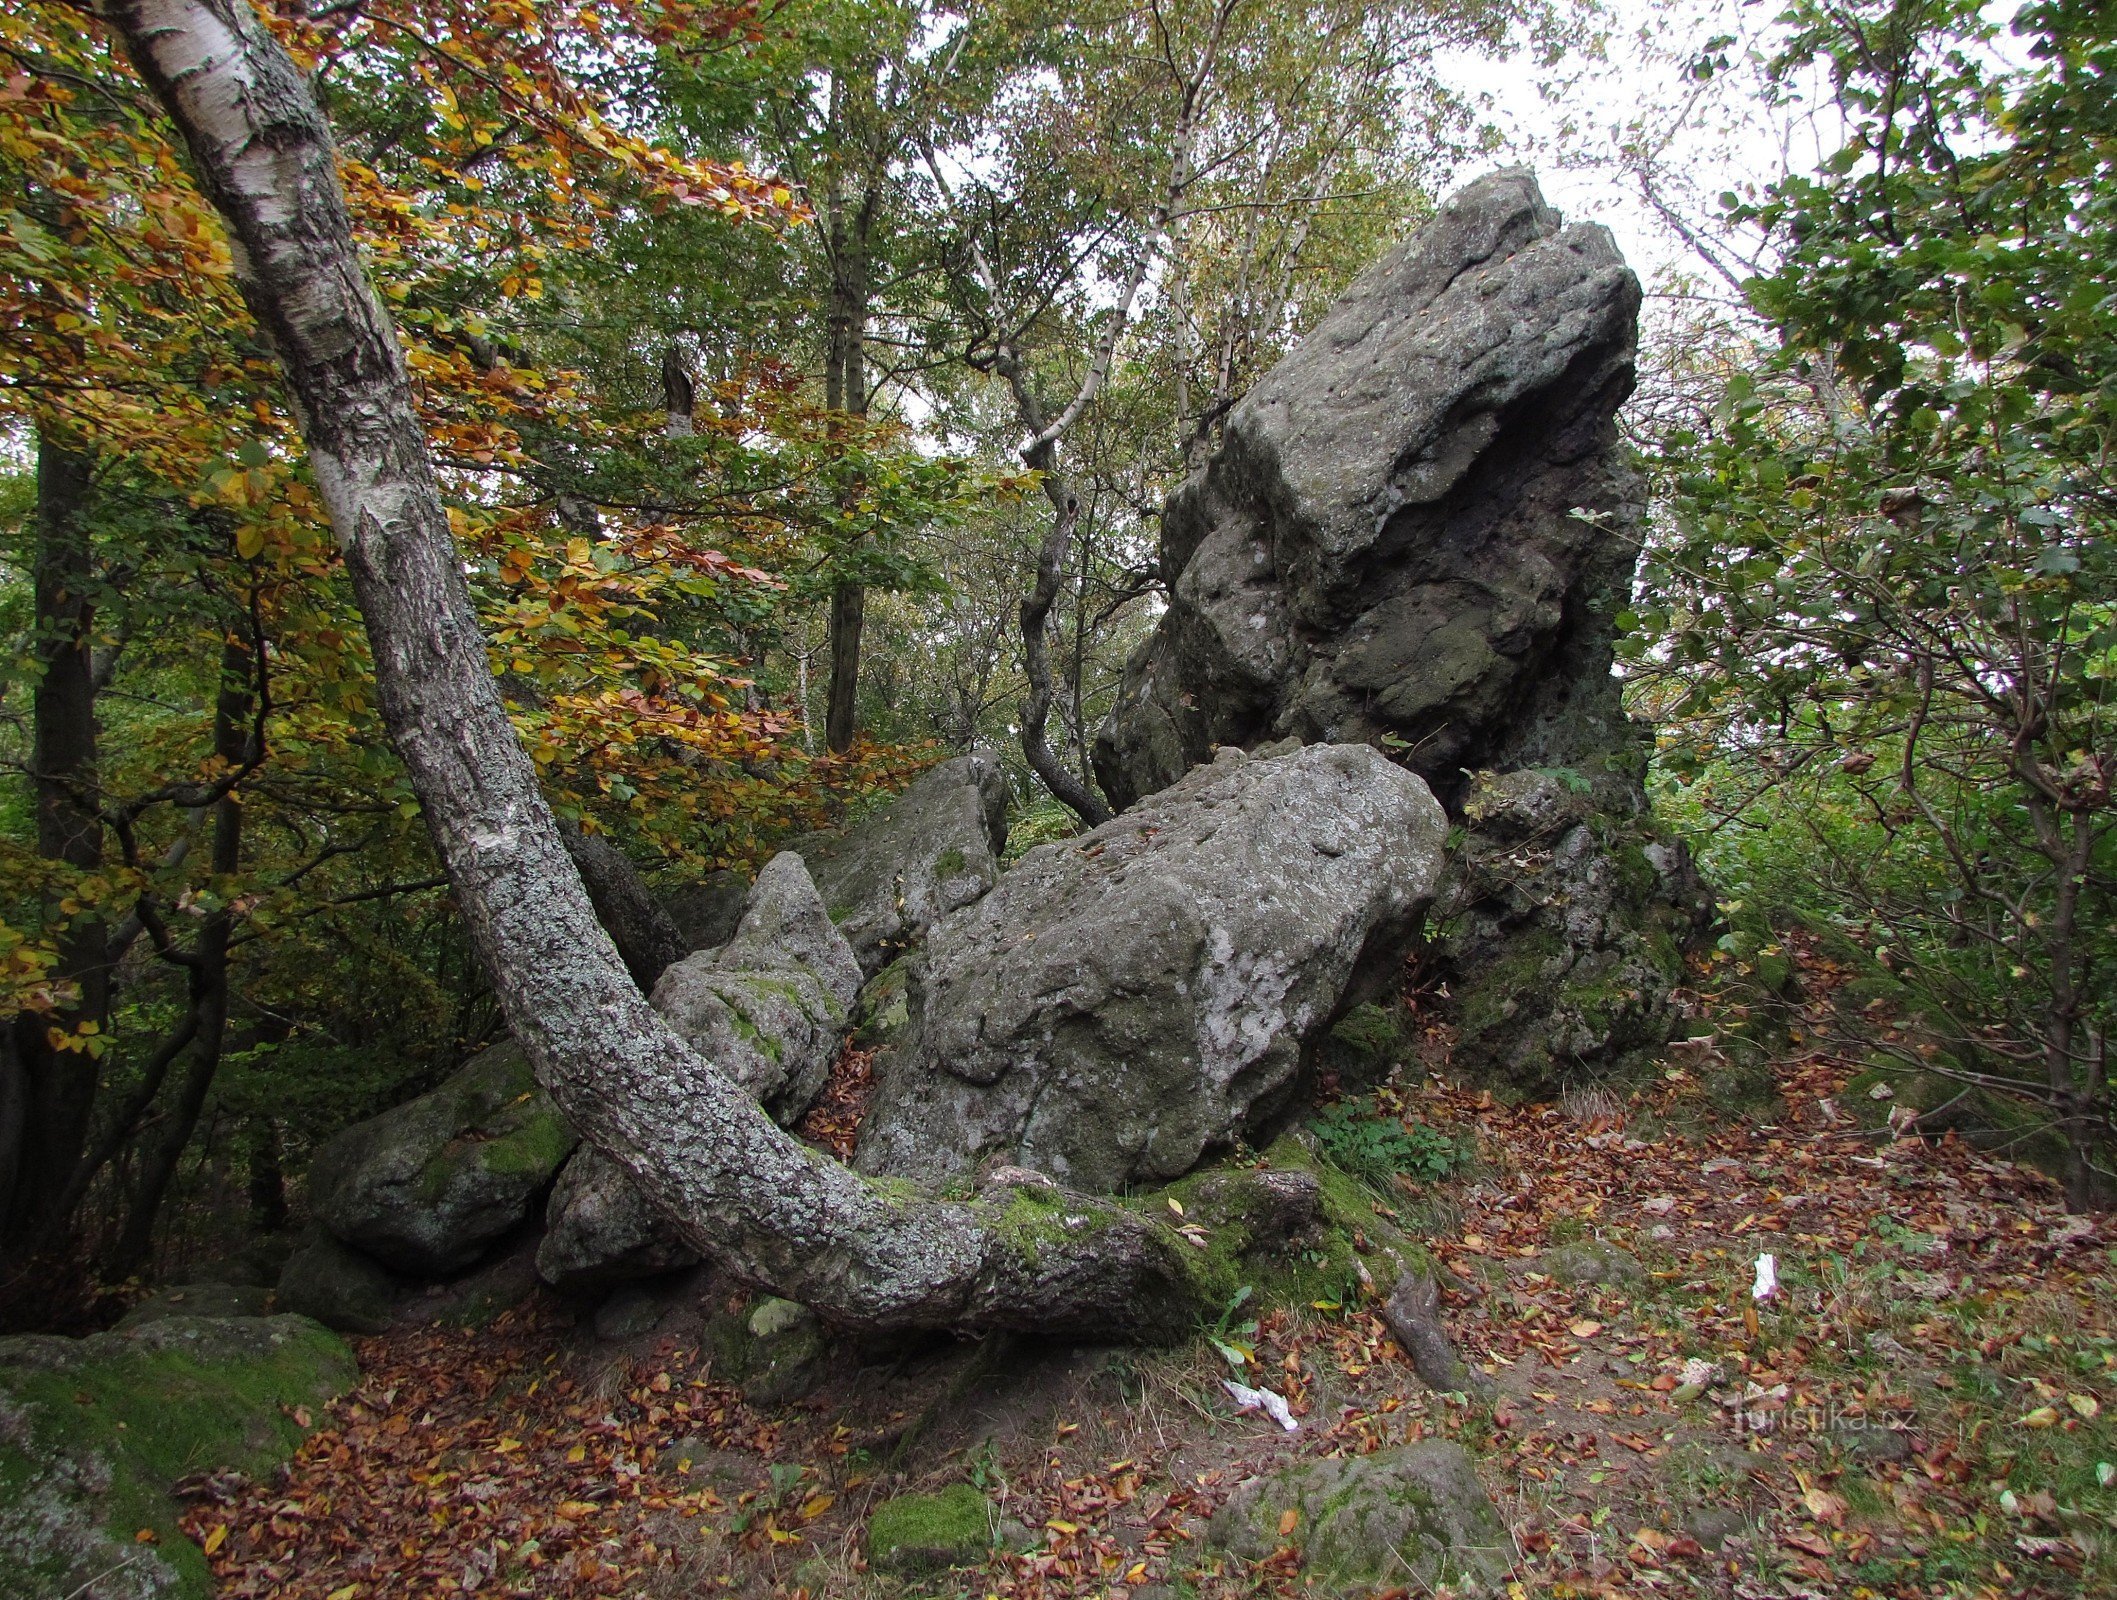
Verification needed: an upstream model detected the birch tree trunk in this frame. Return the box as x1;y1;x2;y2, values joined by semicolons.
96;0;1309;1336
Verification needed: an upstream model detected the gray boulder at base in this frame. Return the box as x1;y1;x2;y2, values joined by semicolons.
535;1146;702;1294
648;850;863;1124
308;1042;578;1278
1092;167;1700;1092
276;1224;402;1334
794;748;1011;977
1207;1440;1509;1591
854;743;1446;1191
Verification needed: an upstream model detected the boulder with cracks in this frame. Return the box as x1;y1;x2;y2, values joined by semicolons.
855;743;1446;1191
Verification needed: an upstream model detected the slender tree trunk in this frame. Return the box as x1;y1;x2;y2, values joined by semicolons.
822;168;874;755
1012;415;1112;826
109;629;255;1275
103;0;1308;1337
2;427;107;1258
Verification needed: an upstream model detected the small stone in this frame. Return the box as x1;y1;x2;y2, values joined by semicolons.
1683;1506;1748;1550
867;1483;994;1574
1540;1240;1646;1288
1850;1426;1914;1464
1207;1439;1508;1588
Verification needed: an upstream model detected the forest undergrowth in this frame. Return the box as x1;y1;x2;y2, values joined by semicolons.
179;940;2115;1600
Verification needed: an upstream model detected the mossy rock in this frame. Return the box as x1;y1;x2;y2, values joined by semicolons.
308;1042;578;1277
1320;1001;1411;1090
867;1483;994;1574
703;1295;827;1407
276;1225;400;1335
1539;1240;1645;1289
851;956;916;1051
1206;1439;1507;1589
1102;1135;1439;1332
0;1314;356;1600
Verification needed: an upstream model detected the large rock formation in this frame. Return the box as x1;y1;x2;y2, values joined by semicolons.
854;743;1447;1191
308;1042;577;1277
1093;169;1700;1091
794;749;1011;978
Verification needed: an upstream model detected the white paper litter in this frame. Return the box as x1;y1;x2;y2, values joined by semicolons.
1752;1252;1779;1301
1221;1379;1298;1432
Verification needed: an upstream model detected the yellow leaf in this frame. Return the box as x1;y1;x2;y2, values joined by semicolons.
203;1524;228;1556
1277;1508;1299;1537
326;1588;360;1600
2022;1405;2060;1428
236;521;266;559
556;1500;599;1520
799;1494;834;1521
1046;1519;1079;1535
1569;1319;1603;1339
2069;1393;2101;1419
565;1444;586;1464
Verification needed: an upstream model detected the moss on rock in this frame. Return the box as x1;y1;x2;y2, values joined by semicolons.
867;1483;994;1573
0;1314;355;1600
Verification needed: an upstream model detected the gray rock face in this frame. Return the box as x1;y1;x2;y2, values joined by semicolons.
1435;766;1704;1092
648;850;863;1124
794;749;1011;977
536;1147;701;1294
1208;1440;1509;1590
1095;169;1643;806
855;743;1446;1192
308;1043;578;1277
1093;169;1702;1093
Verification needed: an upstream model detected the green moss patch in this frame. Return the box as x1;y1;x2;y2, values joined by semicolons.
867;1483;994;1573
0;1314;356;1600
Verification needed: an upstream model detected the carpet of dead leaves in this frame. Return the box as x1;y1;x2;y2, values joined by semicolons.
185;941;2116;1600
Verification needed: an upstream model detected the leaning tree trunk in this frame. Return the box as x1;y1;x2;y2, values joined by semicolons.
99;0;1306;1337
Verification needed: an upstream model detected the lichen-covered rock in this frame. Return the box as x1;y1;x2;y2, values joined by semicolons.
308;1043;577;1277
794;749;1011;977
854;743;1446;1192
1092;169;1703;1092
1207;1440;1508;1590
536;1147;701;1294
867;1483;994;1574
648;851;862;1125
1435;766;1704;1093
275;1225;401;1334
0;1314;355;1600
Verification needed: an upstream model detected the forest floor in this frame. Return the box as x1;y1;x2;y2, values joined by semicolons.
183;943;2117;1600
